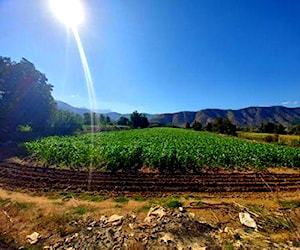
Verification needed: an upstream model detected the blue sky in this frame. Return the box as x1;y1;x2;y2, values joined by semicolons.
1;0;300;114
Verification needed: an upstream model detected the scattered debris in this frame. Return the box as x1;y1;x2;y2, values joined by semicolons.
45;205;219;249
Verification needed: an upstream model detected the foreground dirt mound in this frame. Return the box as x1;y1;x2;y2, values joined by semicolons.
45;205;220;250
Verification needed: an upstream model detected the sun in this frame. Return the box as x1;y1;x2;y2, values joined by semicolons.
50;0;84;27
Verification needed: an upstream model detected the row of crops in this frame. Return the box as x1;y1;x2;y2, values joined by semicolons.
24;128;300;173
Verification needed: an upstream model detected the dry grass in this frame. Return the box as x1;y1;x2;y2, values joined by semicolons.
0;188;300;248
238;132;300;147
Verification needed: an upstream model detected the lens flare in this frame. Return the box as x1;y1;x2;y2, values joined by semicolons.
71;27;97;125
50;0;84;27
50;0;97;190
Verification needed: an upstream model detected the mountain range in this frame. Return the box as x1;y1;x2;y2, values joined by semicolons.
56;101;300;128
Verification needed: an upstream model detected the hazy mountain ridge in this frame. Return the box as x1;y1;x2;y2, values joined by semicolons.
56;100;155;121
152;106;300;128
56;101;300;128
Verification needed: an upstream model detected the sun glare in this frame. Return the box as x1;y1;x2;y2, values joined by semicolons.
50;0;84;27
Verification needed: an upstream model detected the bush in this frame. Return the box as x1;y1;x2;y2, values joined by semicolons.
115;197;129;203
167;200;183;208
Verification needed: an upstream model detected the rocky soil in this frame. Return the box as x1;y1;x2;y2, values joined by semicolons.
41;205;219;250
33;205;298;250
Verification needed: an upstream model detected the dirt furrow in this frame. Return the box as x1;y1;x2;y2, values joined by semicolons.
0;163;300;193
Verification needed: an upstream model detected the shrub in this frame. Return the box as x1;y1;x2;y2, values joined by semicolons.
167;200;183;208
115;197;129;203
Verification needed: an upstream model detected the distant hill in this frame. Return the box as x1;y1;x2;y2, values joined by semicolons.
150;106;300;128
56;101;300;128
56;100;90;116
55;100;154;121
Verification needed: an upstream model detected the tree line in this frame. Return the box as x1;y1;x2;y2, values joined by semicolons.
0;57;151;141
187;119;300;136
1;56;299;142
186;117;237;136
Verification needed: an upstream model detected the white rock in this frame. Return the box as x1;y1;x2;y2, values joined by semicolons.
189;212;195;218
26;232;40;244
239;212;258;230
160;232;174;243
108;214;124;226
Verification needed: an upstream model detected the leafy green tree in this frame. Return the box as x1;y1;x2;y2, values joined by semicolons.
84;112;101;125
205;122;213;132
117;116;131;126
98;114;111;125
274;124;286;134
130;111;149;129
51;110;83;135
83;112;91;125
288;124;300;135
259;122;286;134
105;115;111;125
0;57;56;141
99;114;105;124
185;122;191;129
259;122;276;133
212;117;237;136
192;121;202;131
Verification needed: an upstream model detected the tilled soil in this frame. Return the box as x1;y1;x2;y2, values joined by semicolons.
0;161;300;193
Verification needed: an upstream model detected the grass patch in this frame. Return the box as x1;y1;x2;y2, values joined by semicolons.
136;205;151;213
80;193;108;202
0;197;10;205
115;204;123;208
244;228;254;234
166;200;183;208
115;196;129;203
72;206;88;215
62;192;75;199
38;211;80;237
133;195;147;202
279;200;300;209
15;201;34;210
46;193;62;200
194;201;205;208
226;241;234;250
267;216;294;230
194;196;202;201
246;204;264;213
52;201;65;206
246;203;295;231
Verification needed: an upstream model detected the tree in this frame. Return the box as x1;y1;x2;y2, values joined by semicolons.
259;122;286;134
185;122;191;129
130;111;149;129
192;121;202;131
205;122;213;132
51;110;83;135
0;57;56;141
105;115;111;125
212;117;237;136
99;114;106;125
83;112;91;125
259;122;276;133
83;112;101;125
274;124;286;135
117;116;131;126
288;124;300;135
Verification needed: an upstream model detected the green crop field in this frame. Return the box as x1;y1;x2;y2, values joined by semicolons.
25;128;300;172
